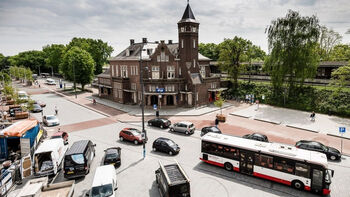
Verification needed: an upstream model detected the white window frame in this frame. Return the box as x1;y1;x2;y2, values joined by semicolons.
131;83;136;90
181;39;184;48
121;65;128;78
193;59;196;68
192;27;196;32
181;27;184;32
179;67;181;76
167;66;175;79
116;65;119;77
111;65;115;77
193;39;196;48
118;90;123;98
152;66;160;79
200;66;206;78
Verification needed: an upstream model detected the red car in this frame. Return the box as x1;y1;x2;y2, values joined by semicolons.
119;128;147;145
50;131;69;145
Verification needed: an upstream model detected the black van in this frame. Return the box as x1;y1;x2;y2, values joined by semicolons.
155;160;191;197
64;140;96;179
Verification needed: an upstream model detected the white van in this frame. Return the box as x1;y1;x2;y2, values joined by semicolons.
33;138;68;177
46;78;56;85
18;90;28;101
88;165;117;197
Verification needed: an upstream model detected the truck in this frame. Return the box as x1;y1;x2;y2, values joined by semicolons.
13;177;75;197
33;138;68;177
155;160;191;197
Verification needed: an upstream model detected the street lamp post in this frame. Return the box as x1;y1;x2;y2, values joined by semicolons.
51;67;54;77
139;47;147;159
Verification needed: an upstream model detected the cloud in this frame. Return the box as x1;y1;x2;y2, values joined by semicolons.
0;0;350;56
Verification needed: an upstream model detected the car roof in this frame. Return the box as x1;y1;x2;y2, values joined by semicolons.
177;121;193;125
92;165;116;187
66;140;90;155
251;133;266;137
156;137;171;142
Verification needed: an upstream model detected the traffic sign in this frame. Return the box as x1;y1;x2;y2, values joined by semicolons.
339;127;346;133
156;88;164;93
153;104;157;110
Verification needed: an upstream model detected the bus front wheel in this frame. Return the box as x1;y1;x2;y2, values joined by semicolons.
292;180;304;190
224;162;233;171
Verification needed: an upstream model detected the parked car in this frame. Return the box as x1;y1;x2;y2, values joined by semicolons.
31;104;43;113
169;121;195;135
102;147;121;168
152;137;180;155
9;107;22;117
243;133;269;142
43;115;60;126
295;140;341;161
46;78;56;85
201;126;221;137
50;130;69;145
18;91;29;101
34;100;46;107
88;165;117;197
64;140;96;179
148;118;171;129
41;73;50;78
119;128;147;145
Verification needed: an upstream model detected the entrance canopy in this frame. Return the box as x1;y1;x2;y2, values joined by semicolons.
0;119;39;137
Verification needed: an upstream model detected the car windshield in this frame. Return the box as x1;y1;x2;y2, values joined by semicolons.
106;153;118;160
91;184;113;197
189;124;194;128
47;116;56;120
211;127;220;132
166;140;176;146
71;154;84;164
130;129;141;136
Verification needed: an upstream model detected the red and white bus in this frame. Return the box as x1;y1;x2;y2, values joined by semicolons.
200;133;334;195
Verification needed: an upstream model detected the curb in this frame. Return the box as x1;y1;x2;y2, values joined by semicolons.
229;113;251;119
286;125;319;133
327;133;350;140
253;118;281;125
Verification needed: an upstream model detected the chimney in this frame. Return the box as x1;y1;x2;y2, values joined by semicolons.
130;39;134;45
142;38;147;43
168;40;173;44
160;40;165;44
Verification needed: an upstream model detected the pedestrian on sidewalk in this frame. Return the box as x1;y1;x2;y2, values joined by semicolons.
55;106;58;115
255;100;260;111
310;111;315;121
215;118;219;127
93;98;96;105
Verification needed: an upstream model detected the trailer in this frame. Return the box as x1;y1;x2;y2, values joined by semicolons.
12;177;75;197
0;119;42;161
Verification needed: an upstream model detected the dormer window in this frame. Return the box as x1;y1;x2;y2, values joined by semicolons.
126;49;130;56
192;27;196;32
147;49;153;55
181;27;185;32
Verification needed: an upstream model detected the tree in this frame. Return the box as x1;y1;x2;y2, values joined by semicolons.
66;38;113;75
61;47;95;90
9;50;47;74
331;65;350;89
218;36;252;90
0;55;11;70
318;26;342;60
265;10;320;98
214;91;224;114
43;44;66;75
198;43;220;61
3;84;14;98
0;72;11;85
328;44;350;61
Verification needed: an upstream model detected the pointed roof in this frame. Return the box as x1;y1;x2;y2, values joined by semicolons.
178;2;198;23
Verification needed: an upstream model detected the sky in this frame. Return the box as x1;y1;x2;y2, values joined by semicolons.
1;0;350;57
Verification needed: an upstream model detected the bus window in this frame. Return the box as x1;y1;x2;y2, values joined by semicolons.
255;154;273;169
274;159;294;174
295;163;310;178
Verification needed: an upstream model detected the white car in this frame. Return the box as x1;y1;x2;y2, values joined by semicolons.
43;115;60;126
46;78;56;85
170;121;195;135
18;91;29;101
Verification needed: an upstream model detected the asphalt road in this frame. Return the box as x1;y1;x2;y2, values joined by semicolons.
15;91;350;197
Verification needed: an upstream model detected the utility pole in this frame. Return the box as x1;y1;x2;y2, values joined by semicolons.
139;47;146;159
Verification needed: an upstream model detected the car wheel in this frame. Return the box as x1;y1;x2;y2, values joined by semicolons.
134;140;138;145
119;136;124;141
160;125;163;129
292;180;304;190
224;162;233;171
153;147;157;151
169;151;173;156
185;131;189;135
148;122;151;126
170;128;174;132
330;155;337;161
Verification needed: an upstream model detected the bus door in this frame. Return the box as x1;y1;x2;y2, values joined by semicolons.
311;168;323;193
240;150;254;174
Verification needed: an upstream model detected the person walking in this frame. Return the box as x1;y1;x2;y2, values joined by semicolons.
310;111;315;121
215;118;219;127
55;106;58;115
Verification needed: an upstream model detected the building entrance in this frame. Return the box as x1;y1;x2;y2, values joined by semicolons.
166;95;174;106
151;95;158;106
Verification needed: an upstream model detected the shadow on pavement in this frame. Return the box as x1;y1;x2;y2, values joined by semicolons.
117;158;143;175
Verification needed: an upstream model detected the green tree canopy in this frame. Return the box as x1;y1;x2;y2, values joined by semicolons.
43;44;66;75
61;47;95;90
9;50;47;74
265;10;320;98
66;38;113;75
328;44;350;61
0;72;11;85
218;36;252;90
331;65;350;88
198;43;220;61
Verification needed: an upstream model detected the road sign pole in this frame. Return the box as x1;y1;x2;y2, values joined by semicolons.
341;133;343;154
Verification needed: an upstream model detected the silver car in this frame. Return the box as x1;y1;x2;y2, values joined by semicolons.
43;115;60;126
170;121;195;135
